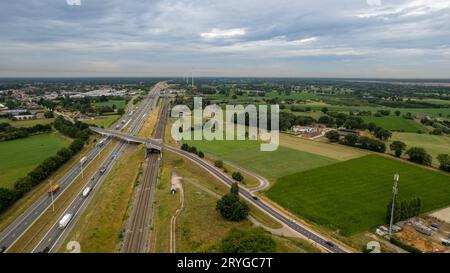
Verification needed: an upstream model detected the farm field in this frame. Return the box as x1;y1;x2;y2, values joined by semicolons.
300;103;450;119
390;133;450;166
184;139;338;182
94;99;126;109
279;133;368;161
0;118;55;128
362;116;428;132
265;155;450;236
0;133;71;189
84;114;120;128
152;151;318;253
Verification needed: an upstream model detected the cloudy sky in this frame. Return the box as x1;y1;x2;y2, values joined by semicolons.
0;0;449;78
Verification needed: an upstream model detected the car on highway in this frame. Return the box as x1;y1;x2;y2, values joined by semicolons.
252;195;259;201
325;241;335;247
99;167;107;175
0;246;6;253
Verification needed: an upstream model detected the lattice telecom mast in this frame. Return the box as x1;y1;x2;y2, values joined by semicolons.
388;174;399;238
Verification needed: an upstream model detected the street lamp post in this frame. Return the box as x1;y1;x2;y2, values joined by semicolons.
388;174;400;238
49;180;55;212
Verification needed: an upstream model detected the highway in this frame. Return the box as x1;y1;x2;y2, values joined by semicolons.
31;83;164;253
0;82;163;253
122;98;170;253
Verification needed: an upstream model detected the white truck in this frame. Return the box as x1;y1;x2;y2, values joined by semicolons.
58;213;73;230
82;187;91;198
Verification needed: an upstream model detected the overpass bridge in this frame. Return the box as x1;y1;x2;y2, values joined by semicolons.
90;127;163;152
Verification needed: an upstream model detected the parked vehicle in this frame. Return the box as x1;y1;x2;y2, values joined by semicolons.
441;239;450;247
58;213;73;230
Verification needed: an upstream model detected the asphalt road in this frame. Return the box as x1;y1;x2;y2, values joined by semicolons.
0;83;163;253
31;84;164;253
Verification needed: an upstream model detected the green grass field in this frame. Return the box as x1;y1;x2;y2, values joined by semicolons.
300;103;450;119
362;116;428;132
390;133;450;166
0;118;55;128
184;139;338;181
84;114;120;128
265;155;450;236
0;133;71;189
94;99;126;109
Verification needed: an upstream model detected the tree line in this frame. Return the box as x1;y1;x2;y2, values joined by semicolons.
386;197;422;224
0;123;52;142
0;118;90;213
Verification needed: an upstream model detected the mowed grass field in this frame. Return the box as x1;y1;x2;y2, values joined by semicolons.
0;133;70;188
184;139;338;182
362;116;428;132
0;118;55;128
84;114;120;128
390;133;450;166
301;103;450;119
265;155;450;236
94;99;126;109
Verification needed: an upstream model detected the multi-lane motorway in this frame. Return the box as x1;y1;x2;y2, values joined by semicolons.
0;82;164;253
30;84;164;253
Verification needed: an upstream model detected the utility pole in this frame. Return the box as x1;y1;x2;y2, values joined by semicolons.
49;180;55;212
389;174;399;238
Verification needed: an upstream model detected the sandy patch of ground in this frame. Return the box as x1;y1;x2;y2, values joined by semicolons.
279;133;368;161
430;207;450;224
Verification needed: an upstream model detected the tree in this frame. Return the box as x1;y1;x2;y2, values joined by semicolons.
216;183;249;221
117;108;125;115
395;110;401;117
198;151;205;158
318;116;335;127
437;154;450;172
232;172;244;182
321;107;329;114
181;143;189;151
0;188;17;213
405;147;432;166
214;160;224;168
390;141;407;157
44;111;54;119
325;130;340;143
220;228;277;253
374;128;392;141
187;146;197;154
341;134;358;146
367;122;377;132
231;185;243;200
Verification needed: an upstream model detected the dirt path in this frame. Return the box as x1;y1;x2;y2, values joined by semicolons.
169;172;184;253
